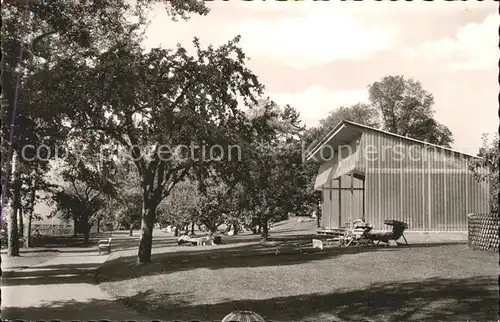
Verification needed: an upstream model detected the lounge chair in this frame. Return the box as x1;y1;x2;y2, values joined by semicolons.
368;220;408;246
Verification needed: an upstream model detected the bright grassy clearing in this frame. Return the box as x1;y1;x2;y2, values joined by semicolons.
97;240;498;322
1;250;59;271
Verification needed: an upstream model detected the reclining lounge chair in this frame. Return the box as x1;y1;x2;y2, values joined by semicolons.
368;220;408;246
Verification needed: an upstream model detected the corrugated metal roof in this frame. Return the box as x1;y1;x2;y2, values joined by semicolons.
307;120;481;161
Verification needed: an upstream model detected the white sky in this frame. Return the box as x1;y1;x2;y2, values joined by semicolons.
141;1;498;154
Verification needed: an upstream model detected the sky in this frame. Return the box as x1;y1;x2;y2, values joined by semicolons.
142;1;498;155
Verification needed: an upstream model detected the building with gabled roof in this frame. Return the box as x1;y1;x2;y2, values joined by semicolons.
307;120;490;232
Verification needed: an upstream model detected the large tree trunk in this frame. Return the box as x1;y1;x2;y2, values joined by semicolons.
82;213;90;244
18;206;24;238
96;216;100;233
138;194;157;264
72;214;77;237
25;178;36;248
26;213;32;248
84;230;90;244
191;222;195;235
8;206;20;256
7;153;20;257
261;216;269;242
83;219;90;245
129;225;133;237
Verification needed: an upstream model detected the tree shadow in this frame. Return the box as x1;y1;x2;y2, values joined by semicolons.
2;270;97;286
97;239;457;283
1;293;154;321
4;276;496;321
119;276;499;322
1;250;60;269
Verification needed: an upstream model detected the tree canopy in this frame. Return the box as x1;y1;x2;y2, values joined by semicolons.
368;75;453;147
469;133;499;214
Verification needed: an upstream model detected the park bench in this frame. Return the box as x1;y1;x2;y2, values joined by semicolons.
98;237;112;254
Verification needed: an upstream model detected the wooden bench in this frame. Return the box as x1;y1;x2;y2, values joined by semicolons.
98;238;112;254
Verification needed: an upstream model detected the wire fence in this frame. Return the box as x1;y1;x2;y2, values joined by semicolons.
468;213;499;253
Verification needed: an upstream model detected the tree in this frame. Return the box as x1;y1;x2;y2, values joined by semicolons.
197;179;234;234
469;133;499;214
50;152;116;244
368;75;453;147
319;103;381;130
19;166;56;248
158;179;201;236
115;193;142;237
58;35;262;263
1;0;160;256
1;0;209;257
238;100;310;241
304;103;380;161
1;0;130;256
109;164;143;236
223;183;251;235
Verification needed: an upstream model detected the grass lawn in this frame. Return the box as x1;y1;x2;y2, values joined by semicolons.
1;249;59;271
97;236;498;322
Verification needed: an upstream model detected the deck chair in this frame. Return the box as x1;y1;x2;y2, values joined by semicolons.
368;220;408;246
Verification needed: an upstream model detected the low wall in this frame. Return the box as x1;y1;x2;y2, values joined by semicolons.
32;224;73;236
468;213;499;253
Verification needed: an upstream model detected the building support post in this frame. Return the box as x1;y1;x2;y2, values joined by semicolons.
362;177;366;221
338;176;342;228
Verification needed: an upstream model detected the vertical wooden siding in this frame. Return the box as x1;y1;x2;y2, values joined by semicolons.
320;137;364;229
358;129;489;231
320;172;364;229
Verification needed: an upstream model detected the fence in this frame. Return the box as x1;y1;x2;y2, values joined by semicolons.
467;213;499;253
32;224;73;236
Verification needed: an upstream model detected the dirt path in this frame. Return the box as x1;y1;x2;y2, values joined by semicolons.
1;247;150;321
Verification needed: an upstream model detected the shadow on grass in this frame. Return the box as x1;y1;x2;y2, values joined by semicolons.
2;269;97;286
1;297;150;321
1;250;60;270
3;276;497;321
97;238;468;284
121;276;499;322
